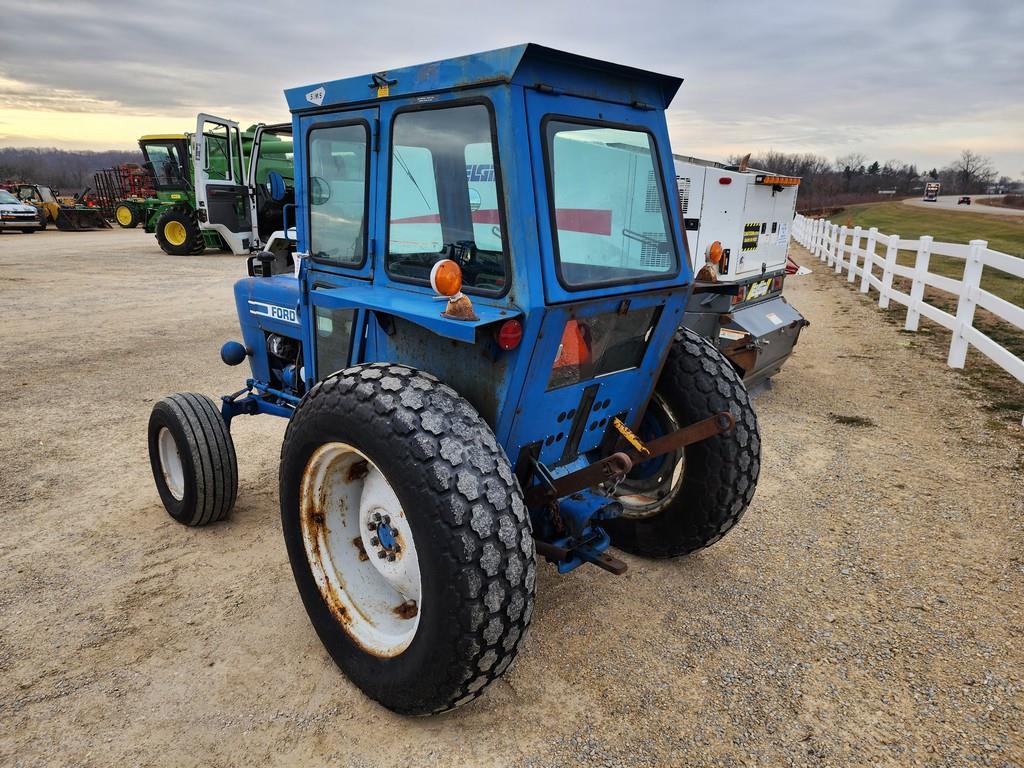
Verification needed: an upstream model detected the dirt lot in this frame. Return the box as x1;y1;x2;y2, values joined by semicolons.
1;228;1021;767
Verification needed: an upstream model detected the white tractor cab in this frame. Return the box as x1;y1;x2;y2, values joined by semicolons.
192;114;296;265
675;155;809;390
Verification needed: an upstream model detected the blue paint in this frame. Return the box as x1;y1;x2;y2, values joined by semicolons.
217;44;696;574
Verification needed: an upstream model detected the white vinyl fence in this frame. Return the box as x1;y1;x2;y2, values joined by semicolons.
791;214;1024;387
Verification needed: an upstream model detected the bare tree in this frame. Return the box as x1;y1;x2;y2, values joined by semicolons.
949;149;996;193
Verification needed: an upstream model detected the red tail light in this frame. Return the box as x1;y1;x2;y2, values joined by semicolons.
495;319;523;350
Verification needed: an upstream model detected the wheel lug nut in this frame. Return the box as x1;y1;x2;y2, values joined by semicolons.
370;536;379;546
393;545;401;553
373;512;382;522
378;551;387;559
382;515;391;525
387;553;396;562
367;522;377;531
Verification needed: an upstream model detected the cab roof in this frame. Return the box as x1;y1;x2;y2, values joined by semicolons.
139;134;188;141
285;43;682;115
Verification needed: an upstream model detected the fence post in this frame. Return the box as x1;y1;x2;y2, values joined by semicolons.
835;225;847;273
848;226;862;283
878;233;898;309
904;235;933;331
824;223;834;265
816;219;825;260
812;219;821;258
947;239;986;368
861;227;878;293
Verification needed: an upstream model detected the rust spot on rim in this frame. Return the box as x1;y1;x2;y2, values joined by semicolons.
346;459;369;482
393;600;418;620
352;536;369;562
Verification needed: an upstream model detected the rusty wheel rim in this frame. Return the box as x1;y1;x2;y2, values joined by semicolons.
299;443;422;657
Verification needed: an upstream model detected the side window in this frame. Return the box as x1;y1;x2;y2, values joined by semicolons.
307;123;368;266
314;306;356;377
387;103;508;294
203;123;232;181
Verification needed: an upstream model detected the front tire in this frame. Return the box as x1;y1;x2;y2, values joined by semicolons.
607;327;761;557
280;364;535;715
147;393;238;526
115;203;139;228
155;205;204;255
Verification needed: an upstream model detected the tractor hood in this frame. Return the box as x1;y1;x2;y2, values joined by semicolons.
286;43;683;114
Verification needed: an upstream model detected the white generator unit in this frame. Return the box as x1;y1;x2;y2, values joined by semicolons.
675;155;809;389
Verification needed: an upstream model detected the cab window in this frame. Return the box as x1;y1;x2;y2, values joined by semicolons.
307;123;368;266
544;120;678;289
386;103;508;295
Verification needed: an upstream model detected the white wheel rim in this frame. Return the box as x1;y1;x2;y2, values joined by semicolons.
157;427;185;501
299;443;422;657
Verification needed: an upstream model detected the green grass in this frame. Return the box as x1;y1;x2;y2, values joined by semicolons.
814;201;1023;429
828;202;1023;307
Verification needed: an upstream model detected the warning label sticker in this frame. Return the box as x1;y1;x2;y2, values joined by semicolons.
742;222;760;251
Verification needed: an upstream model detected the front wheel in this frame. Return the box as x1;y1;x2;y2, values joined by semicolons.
147;393;238;526
606;327;761;557
280;364;535;715
115;203;139;228
155;205;204;255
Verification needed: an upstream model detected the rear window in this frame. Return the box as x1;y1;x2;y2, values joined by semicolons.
544;120;678;289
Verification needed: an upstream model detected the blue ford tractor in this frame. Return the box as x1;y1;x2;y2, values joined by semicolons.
147;44;761;715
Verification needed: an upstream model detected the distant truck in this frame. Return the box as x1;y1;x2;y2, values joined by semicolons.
923;182;941;202
674;156;809;389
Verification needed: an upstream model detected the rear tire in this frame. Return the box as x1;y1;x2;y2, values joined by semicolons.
607;327;760;557
280;364;535;715
148;393;237;526
22;228;35;234
155;205;204;255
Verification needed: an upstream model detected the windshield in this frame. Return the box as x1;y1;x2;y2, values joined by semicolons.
386;103;508;294
544;121;678;288
0;190;19;204
142;141;187;188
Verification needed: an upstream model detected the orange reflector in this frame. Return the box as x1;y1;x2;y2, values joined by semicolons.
755;174;800;186
430;259;463;297
707;240;723;264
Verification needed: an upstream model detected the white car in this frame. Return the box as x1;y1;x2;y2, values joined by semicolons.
0;189;45;233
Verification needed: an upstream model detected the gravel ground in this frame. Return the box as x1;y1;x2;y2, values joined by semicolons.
1;228;1021;767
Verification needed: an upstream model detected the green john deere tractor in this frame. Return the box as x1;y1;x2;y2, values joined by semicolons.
115;117;294;256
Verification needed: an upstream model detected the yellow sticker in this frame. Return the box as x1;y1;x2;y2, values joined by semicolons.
613;417;650;455
377;85;389;98
170;194;181;200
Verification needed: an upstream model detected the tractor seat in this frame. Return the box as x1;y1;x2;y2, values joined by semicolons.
267;171;287;202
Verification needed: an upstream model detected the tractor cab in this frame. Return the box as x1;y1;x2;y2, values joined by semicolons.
138;135;191;192
148;45;761;715
191;115;295;254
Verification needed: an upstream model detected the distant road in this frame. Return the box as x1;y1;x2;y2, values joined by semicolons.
904;194;1024;217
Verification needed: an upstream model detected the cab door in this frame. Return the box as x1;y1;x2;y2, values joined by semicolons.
295;108;380;384
193;113;258;253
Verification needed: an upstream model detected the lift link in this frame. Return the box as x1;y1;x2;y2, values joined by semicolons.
524;411;735;507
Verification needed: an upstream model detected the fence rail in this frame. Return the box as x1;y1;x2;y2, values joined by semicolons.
791;214;1024;389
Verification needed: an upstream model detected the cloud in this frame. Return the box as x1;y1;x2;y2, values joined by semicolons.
1;0;1021;174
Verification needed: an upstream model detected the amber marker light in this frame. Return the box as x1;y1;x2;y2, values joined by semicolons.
707;240;723;264
430;259;463;297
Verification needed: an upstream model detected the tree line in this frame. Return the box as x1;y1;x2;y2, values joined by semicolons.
0;147;143;194
728;149;1013;211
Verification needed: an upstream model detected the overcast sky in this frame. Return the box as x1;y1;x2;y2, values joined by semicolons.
1;0;1021;177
